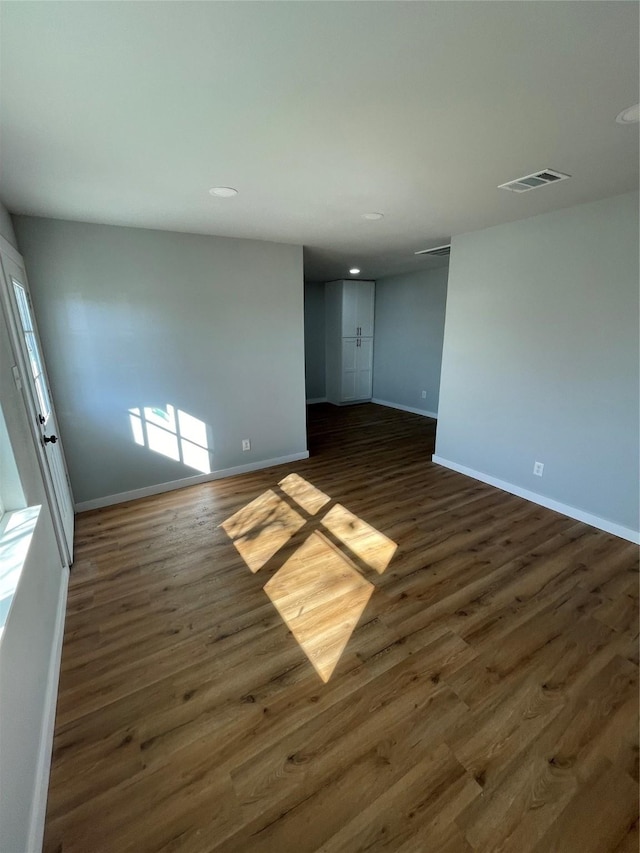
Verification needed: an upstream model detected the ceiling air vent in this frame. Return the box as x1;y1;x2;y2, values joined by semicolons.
414;244;451;257
498;168;571;193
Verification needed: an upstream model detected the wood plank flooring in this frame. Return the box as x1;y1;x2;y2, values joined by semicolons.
44;403;639;853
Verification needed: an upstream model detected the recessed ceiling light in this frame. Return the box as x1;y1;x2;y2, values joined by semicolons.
209;187;238;198
616;104;639;124
349;268;361;275
362;212;384;221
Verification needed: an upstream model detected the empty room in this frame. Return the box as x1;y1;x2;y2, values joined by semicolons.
0;2;638;852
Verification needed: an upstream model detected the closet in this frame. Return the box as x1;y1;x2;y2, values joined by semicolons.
325;279;375;404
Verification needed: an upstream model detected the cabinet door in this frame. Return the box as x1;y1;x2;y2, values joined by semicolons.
341;338;358;400
341;281;359;337
339;280;375;337
356;282;375;338
355;337;373;400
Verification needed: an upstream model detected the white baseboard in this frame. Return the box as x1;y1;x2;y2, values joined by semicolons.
27;564;69;853
432;455;640;545
75;451;310;512
371;398;438;419
306;397;327;404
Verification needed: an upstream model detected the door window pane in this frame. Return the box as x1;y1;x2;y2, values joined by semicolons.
12;281;51;422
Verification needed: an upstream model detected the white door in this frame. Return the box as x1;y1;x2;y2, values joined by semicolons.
341;281;358;338
355;337;373;400
341;338;358;401
356;282;375;338
0;243;74;565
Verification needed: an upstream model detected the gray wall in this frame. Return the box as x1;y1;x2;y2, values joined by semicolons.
372;266;448;415
0;222;67;851
304;281;326;400
436;191;639;534
14;217;307;504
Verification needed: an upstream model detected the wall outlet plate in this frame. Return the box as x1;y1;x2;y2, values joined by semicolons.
421;390;427;399
242;439;251;452
533;461;544;477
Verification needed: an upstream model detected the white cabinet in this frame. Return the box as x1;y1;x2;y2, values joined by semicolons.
340;280;375;337
340;335;374;402
325;280;375;405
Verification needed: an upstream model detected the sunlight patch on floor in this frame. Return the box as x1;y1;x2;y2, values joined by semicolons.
263;533;374;682
278;472;330;515
221;490;305;573
220;473;397;680
322;503;397;574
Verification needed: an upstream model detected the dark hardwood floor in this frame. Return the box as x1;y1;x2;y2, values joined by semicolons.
44;403;639;852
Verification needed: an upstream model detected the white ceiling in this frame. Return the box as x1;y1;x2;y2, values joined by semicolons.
0;1;638;282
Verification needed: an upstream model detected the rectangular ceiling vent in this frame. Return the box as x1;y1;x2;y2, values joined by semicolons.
414;244;451;257
498;168;571;193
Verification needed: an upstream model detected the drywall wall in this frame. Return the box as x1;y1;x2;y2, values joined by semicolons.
13;217;307;505
372;267;448;416
0;237;67;852
0;200;17;249
304;281;326;400
435;191;639;536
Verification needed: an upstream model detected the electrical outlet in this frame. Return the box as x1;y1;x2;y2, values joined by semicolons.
421;390;427;399
242;439;251;452
533;461;544;477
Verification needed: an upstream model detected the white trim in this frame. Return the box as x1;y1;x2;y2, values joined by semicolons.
432;455;640;545
0;233;23;266
27;564;69;853
371;398;438;419
75;451;311;512
306;397;327;404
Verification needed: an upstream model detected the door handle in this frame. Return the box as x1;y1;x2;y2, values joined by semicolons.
43;434;58;444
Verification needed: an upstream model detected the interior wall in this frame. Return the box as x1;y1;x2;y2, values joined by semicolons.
13;216;307;505
0;221;67;852
436;191;639;535
304;281;326;401
372;266;448;416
